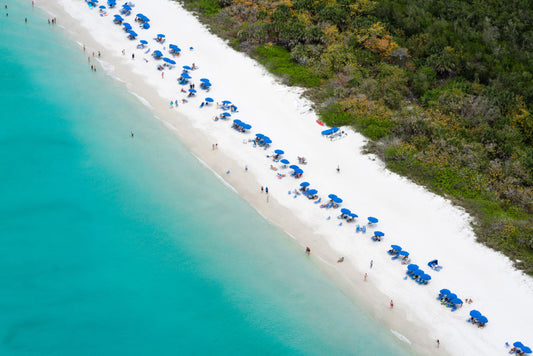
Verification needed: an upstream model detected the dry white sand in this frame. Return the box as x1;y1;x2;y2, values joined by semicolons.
37;0;533;354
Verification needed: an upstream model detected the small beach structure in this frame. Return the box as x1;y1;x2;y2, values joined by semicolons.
388;244;401;257
428;259;443;271
87;0;99;8
511;342;532;355
152;50;163;59
136;13;150;25
280;159;289;168
372;230;384;241
367;216;379;225
163;57;176;68
204;97;214;106
304;189;318;200
169;44;181;55
339;208;356;222
254;134;272;148
399;250;410;264
467;310;489;327
272;149;284;161
127;30;138;40
137;39;148;49
156;34;166;43
200;79;212;90
113;14;124;24
122;22;132;31
120;4;132;16
321;127;344;140
322;194;342;208
232;119;251;133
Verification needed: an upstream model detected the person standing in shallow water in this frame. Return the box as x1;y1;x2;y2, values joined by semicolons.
305;247;311;255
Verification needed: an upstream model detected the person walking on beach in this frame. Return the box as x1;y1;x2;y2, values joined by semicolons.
436;339;440;348
265;187;269;194
132;53;135;60
305;247;311;255
261;186;264;193
131;131;134;137
390;300;394;308
370;260;373;269
336;164;340;173
337;257;344;263
364;273;367;281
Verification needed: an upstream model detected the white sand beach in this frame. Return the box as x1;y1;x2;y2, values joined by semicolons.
38;0;533;354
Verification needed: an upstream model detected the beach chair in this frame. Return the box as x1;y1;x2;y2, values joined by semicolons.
314;198;321;204
362;226;366;233
356;224;360;232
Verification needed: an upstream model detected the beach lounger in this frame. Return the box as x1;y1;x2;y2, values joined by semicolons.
356;225;360;232
314;198;321;204
362;226;366;233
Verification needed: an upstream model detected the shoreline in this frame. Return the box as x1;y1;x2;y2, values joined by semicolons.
36;0;533;355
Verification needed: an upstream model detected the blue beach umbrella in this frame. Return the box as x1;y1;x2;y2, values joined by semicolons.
152;50;163;57
522;346;532;354
300;182;310;187
222;100;232;104
202;82;212;87
122;4;131;10
242;124;251;130
349;213;358;218
140;40;148;44
274;149;284;155
306;189;318;195
142;23;150;29
280;159;289;164
390;244;401;251
447;293;457;300
293;168;303;174
163;57;176;65
221;112;231;117
421;274;431;281
341;208;351;215
127;30;138;37
123;22;132;29
99;5;106;9
439;289;451;296
200;78;210;83
157;34;165;38
368;216;379;224
263;137;272;144
470;310;482;318
188;88;197;93
181;73;192;79
514;342;525;348
399;250;409;256
205;97;214;103
451;298;463;305
407;264;419;271
477;316;488;324
289;165;299;170
331;196;342;203
374;231;385;237
183;65;192;70
256;133;265;139
328;194;338;200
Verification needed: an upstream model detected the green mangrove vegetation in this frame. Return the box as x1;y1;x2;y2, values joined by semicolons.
177;0;533;274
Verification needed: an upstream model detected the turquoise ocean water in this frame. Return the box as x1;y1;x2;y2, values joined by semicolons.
0;3;411;355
